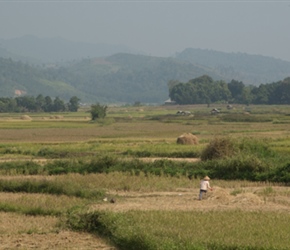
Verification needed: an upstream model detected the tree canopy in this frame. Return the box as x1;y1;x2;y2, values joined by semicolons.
0;95;80;113
169;75;290;105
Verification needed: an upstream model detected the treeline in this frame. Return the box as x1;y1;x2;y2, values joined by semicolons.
169;75;290;105
0;95;80;113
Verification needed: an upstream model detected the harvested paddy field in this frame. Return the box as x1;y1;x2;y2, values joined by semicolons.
1;186;289;249
93;186;290;213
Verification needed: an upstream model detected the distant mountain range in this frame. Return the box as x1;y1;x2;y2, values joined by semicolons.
175;48;290;85
1;35;290;104
0;35;135;63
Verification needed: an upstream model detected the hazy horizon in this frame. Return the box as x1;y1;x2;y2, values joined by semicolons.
1;1;290;61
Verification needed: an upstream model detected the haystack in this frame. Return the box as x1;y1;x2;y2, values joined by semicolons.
230;193;262;205
207;187;232;203
20;115;32;120
176;133;198;145
50;115;63;119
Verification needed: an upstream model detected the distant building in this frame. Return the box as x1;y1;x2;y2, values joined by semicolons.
176;110;191;115
14;89;26;96
211;108;220;114
164;98;176;105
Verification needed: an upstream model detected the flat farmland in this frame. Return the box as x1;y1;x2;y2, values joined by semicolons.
0;104;290;249
0;104;290;143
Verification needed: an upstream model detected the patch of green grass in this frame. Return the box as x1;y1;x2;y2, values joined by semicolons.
0;192;88;217
221;114;273;122
67;209;290;250
230;189;244;196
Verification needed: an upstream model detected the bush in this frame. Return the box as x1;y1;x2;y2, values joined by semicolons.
0;161;44;175
201;137;238;161
269;163;290;183
238;137;275;158
90;103;107;120
201;137;275;161
208;156;270;181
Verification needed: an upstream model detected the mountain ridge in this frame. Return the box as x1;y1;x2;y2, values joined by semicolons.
1;36;290;104
0;35;136;63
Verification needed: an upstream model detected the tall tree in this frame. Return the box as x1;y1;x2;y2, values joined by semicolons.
68;96;80;112
53;97;66;112
44;96;53;112
36;94;46;111
228;80;245;103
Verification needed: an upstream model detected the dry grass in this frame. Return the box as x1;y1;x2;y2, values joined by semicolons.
91;186;290;213
0;212;115;250
1;174;290;249
176;133;199;145
0;212;58;234
0;192;86;214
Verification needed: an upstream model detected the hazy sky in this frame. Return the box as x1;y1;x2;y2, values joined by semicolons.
1;1;290;61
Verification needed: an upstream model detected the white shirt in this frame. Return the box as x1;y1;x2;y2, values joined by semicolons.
200;180;211;191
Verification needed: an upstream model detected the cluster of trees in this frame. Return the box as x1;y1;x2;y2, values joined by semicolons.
169;75;290;105
0;95;80;113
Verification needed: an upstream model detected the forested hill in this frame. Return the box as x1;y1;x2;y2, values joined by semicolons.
0;58;88;102
64;53;221;103
1;50;290;104
0;54;221;104
175;48;290;85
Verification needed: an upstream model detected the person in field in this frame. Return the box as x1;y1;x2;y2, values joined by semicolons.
198;176;213;200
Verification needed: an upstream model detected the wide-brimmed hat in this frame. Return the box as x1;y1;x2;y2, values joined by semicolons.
204;176;210;180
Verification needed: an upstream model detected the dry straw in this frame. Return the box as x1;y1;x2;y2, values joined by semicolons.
176;133;199;145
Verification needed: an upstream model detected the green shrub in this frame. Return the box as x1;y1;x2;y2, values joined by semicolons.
201;137;238;161
123;149;200;158
37;147;55;157
206;156;270;181
86;155;119;173
269;163;290;183
45;160;81;174
37;147;70;158
0;161;44;175
4;147;22;154
201;137;275;161
238;138;275;158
